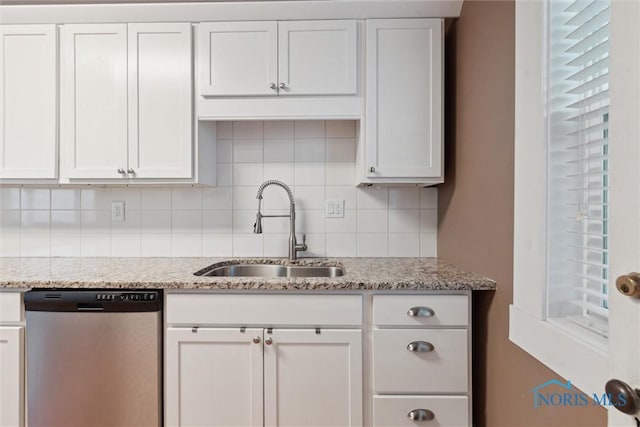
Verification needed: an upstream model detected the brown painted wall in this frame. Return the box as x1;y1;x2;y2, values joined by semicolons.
438;1;607;426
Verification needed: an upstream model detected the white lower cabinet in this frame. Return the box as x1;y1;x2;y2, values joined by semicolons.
0;326;24;427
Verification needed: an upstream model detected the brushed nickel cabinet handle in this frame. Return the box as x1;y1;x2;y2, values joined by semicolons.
265;337;273;346
279;82;286;89
407;409;435;422
117;168;125;174
407;341;435;352
127;168;135;174
407;306;435;317
252;336;261;344
269;82;276;89
368;166;376;173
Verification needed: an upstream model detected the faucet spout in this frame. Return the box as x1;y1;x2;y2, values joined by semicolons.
253;180;306;260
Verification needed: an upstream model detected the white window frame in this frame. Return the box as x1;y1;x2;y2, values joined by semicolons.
509;0;608;395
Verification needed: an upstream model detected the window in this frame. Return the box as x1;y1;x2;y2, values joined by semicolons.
510;0;610;395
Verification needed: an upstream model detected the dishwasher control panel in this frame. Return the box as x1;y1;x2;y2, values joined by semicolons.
25;290;162;312
96;292;157;302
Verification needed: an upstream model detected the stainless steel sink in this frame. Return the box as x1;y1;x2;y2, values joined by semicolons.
195;264;345;278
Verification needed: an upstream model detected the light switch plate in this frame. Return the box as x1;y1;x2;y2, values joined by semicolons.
326;199;345;218
111;201;125;223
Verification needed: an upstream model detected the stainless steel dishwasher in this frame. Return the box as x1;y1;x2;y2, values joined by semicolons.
25;290;162;427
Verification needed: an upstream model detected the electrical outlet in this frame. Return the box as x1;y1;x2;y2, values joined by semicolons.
111;201;125;223
326;199;345;218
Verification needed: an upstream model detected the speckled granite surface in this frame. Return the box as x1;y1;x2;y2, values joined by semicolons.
0;257;496;291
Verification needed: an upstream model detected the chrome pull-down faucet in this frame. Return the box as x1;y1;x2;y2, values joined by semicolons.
253;180;307;260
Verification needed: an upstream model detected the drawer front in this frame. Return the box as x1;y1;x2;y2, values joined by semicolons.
166;293;363;326
0;292;23;323
373;329;468;393
373;294;468;327
373;396;469;427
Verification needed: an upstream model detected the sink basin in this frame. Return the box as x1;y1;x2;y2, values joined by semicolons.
195;264;345;278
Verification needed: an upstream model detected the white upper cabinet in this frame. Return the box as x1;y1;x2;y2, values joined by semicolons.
60;24;128;179
0;25;57;180
278;20;358;96
127;23;192;179
61;23;193;181
198;20;358;97
199;21;278;97
361;19;443;185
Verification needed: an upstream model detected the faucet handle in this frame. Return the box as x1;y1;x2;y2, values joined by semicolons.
299;234;308;251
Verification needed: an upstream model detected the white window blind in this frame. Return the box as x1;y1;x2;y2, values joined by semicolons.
547;0;610;338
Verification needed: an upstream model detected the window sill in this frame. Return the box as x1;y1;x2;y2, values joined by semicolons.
509;304;608;396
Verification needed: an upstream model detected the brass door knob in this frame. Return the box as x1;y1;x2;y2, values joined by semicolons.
615;273;640;298
605;379;640;415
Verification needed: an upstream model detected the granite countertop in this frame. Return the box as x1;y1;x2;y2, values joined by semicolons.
0;257;496;291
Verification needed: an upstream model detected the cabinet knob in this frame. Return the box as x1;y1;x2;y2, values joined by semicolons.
368;166;376;173
127;168;135;175
252;336;261;344
117;168;125;174
269;82;276;90
265;337;273;346
407;341;435;353
279;82;286;89
407;409;435;422
407;306;435;318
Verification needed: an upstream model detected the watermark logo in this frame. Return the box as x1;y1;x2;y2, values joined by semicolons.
532;379;627;408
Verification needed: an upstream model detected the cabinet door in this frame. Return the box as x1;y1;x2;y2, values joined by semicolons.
0;25;56;179
199;22;278;96
166;327;263;427
278;20;358;96
0;326;24;427
60;24;128;179
365;19;443;179
128;23;192;179
264;329;362;427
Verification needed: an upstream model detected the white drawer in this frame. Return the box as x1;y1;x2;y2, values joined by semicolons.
373;396;470;427
373;294;468;327
166;293;363;326
373;329;468;393
0;292;23;323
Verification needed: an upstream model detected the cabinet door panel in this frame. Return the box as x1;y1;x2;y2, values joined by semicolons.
0;326;24;427
264;329;362;427
0;25;57;179
278;20;358;96
365;19;442;179
60;24;128;179
128;23;192;178
166;328;263;427
199;21;278;96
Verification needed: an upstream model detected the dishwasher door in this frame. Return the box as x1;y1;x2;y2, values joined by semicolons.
25;290;162;427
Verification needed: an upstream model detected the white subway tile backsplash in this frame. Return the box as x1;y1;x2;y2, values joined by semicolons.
0;233;20;256
264;139;295;163
325;121;356;138
295;139;325;162
140;234;172;257
3;121;436;259
233;121;263;139
356;187;389;210
389;209;420;233
357;210;388;233
51;189;81;210
233;163;264;186
389;188;420;209
172;210;202;234
326;138;356;162
21;189;50;210
233;234;263;257
233;139;263;163
264;121;294;139
216;140;233;163
141;189;172;210
203;187;233;210
0;188;20;210
202;234;233;257
294;120;325;138
389;233;420;257
171;188;202;210
357;233;388;257
325;233;357;257
81;189;110;210
294;163;325;186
